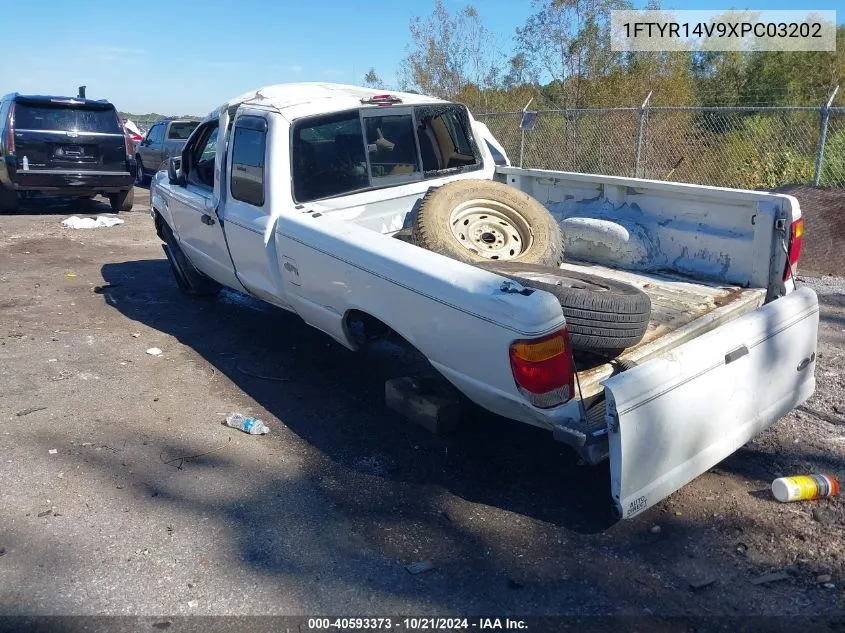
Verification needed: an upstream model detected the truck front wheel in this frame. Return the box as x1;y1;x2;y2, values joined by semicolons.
160;221;221;297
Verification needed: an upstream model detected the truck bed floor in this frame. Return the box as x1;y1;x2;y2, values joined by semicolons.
561;261;767;399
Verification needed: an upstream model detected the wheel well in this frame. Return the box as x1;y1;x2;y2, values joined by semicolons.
343;309;393;348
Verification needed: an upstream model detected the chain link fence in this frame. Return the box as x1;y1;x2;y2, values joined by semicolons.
478;99;845;189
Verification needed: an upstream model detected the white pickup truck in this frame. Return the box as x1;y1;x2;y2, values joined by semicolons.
149;83;818;519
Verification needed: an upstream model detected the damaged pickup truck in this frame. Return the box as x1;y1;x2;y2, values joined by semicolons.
149;83;818;519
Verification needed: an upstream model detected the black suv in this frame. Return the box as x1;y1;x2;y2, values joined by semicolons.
0;93;136;212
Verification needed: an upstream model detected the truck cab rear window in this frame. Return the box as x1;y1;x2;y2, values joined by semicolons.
167;122;199;140
14;104;121;134
292;105;481;203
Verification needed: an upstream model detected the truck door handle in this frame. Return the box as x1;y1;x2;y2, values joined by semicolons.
201;214;216;226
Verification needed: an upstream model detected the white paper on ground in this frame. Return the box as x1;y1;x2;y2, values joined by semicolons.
61;216;125;229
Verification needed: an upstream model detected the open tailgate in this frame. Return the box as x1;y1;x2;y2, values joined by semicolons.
604;286;819;519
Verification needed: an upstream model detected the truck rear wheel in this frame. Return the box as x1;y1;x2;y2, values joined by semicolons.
412;180;563;266
477;262;651;354
0;184;19;213
109;188;134;212
160;221;221;297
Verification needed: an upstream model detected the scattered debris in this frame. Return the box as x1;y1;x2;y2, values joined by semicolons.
146;347;163;356
817;574;833;584
224;413;269;435
48;449;57;455
689;577;716;590
132;333;140;338
61;216;124;229
16;406;46;417
772;474;839;502
736;542;749;554
236;365;293;382
0;547;5;557
37;509;52;518
750;571;791;585
823;583;836;589
152;623;172;631
160;437;232;470
65;273;76;278
405;560;435;575
649;525;662;534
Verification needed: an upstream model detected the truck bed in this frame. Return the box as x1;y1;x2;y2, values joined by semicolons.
564;261;767;399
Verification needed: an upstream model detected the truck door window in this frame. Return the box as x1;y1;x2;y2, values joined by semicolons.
147;124;164;144
167;121;198;140
292;111;368;203
188;124;218;189
230;117;266;207
362;114;421;183
414;106;479;173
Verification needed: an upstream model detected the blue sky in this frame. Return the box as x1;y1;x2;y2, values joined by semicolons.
0;0;840;116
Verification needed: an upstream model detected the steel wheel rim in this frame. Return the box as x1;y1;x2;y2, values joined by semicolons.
449;199;533;260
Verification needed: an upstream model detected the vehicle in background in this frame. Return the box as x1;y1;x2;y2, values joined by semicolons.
123;119;143;146
135;118;199;185
0;93;136;212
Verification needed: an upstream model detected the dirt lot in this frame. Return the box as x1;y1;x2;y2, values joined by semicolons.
0;192;844;623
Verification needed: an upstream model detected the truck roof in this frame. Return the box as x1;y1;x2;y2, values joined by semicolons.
213;82;447;120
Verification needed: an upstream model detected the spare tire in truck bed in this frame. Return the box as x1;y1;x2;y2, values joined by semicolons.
412;180;564;267
477;262;651;355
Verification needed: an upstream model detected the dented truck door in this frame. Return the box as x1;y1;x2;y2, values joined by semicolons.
604;286;819;519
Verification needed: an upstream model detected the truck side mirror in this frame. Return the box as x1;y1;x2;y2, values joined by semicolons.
168;157;186;186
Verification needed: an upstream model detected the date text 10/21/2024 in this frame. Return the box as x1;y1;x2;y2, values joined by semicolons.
306;618;529;630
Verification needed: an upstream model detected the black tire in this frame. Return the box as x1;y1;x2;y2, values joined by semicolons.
135;156;149;186
477;262;651;354
160;221;221;297
108;188;134;212
0;184;19;213
412;179;563;266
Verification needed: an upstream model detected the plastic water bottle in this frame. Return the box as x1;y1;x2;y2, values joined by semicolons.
22;156;29;171
225;413;269;435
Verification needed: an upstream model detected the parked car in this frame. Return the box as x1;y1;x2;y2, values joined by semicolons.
150;83;817;519
0;93;136;212
134;118;199;185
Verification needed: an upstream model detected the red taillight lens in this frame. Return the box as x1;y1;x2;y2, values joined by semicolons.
6;102;15;154
783;218;804;281
509;328;575;409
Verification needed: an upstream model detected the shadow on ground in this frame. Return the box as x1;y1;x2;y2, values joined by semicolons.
99;259;618;536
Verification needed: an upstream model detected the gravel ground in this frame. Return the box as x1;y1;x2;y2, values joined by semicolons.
0;194;843;622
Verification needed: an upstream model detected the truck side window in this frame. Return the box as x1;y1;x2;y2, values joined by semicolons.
230;117;267;207
415;107;478;173
188;124;218;189
148;124;163;144
292;111;367;203
363;114;421;179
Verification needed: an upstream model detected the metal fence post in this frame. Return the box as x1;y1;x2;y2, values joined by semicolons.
813;85;839;186
633;92;652;178
519;127;525;169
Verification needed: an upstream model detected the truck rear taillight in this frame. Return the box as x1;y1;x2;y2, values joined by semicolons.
783;218;804;281
5;102;15;155
509;328;575;409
